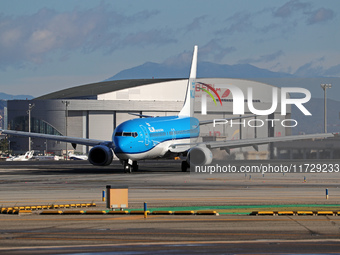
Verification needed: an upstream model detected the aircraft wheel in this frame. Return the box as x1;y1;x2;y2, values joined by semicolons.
127;165;132;173
181;161;189;172
123;161;132;173
133;161;138;171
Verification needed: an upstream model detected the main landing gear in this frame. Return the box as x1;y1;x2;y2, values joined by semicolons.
181;161;190;172
123;160;138;173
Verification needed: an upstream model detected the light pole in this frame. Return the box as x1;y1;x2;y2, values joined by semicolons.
27;103;35;151
62;101;70;159
44;140;48;156
320;84;332;133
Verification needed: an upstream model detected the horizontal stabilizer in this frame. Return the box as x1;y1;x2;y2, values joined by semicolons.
128;113;153;118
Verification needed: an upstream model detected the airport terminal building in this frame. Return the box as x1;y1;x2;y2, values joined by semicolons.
7;78;291;159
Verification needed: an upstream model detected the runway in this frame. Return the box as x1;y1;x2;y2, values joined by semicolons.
1;159;340;254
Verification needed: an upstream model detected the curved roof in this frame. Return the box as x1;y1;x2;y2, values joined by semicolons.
36;78;183;100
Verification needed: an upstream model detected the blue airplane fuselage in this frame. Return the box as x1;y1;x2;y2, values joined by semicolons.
113;116;200;160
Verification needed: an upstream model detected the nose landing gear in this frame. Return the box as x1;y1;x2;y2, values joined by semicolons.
123;160;138;173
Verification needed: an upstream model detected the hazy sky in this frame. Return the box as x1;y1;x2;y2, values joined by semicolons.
1;0;339;97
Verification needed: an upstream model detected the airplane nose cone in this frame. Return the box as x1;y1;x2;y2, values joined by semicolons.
113;137;133;154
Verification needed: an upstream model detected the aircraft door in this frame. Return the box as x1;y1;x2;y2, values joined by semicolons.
140;125;150;146
171;128;176;140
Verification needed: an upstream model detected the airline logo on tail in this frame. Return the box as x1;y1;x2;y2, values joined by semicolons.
197;82;223;106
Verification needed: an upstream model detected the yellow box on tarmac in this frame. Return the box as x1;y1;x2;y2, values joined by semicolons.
317;211;334;215
296;211;314;215
257;211;275;215
277;211;294;215
19;210;32;215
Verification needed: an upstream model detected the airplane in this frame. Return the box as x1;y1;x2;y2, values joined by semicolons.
68;152;88;161
6;150;34;161
1;45;335;172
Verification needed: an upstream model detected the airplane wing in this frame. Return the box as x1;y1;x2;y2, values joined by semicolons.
0;130;114;148
170;133;336;153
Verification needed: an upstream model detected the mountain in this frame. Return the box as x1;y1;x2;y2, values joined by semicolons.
0;93;34;100
106;61;340;101
106;61;295;81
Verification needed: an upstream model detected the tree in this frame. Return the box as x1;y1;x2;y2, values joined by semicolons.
0;137;10;154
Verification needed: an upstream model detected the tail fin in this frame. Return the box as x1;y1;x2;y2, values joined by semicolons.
178;45;198;117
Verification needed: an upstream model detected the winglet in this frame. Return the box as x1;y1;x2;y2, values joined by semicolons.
178;45;198;117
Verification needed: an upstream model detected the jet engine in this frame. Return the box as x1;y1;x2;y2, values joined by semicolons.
88;145;113;166
187;146;213;166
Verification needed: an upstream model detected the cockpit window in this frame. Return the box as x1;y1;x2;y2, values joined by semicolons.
115;132;138;137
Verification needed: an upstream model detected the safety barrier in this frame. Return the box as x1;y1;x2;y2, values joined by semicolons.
62;210;85;215
0;203;96;214
40;210;63;215
251;210;340;216
173;210;195;215
152;211;173;215
107;211;129;214
2;207;340;216
130;210;150;215
196;210;218;215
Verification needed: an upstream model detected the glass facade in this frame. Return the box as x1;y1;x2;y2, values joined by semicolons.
9;116;63;136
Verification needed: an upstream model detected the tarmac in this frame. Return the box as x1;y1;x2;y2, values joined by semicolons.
1;159;340;254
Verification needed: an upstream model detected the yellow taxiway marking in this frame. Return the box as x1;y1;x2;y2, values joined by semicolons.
0;215;155;221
